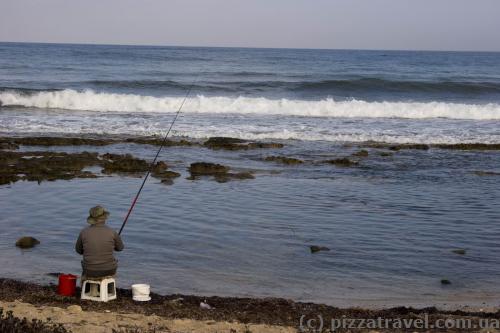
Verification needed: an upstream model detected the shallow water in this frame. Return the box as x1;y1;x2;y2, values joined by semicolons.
1;142;500;307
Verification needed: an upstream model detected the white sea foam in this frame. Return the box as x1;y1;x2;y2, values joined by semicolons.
1;89;500;120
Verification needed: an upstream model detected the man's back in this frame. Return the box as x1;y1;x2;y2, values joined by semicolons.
76;224;124;277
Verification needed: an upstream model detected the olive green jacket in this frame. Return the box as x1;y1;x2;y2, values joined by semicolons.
75;223;124;272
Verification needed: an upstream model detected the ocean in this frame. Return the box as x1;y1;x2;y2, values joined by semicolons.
0;42;499;308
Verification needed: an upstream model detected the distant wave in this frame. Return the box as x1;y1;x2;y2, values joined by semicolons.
5;77;500;97
1;89;500;120
294;78;500;95
82;78;500;96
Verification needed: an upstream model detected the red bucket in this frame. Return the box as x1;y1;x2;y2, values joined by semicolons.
58;274;77;296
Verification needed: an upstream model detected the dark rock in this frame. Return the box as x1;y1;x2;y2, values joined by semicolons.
389;144;429;151
352;150;369;157
325;158;359;167
204;137;283;150
189;162;230;176
152;160;181;184
434;143;500;150
452;249;466;255
230;172;255;180
101;153;149;174
160;178;174;185
0;141;19;150
360;141;430;151
214;172;255;183
379;152;394;157
264;156;303;165
0;174;19;185
0;150;101;184
152;161;168;173
0;150;183;184
125;137;194;147
4;136;114;146
188;162;254;182
474;171;500;176
310;245;330;253
440;279;451;285
0;135;197;148
15;237;40;249
247;142;284;149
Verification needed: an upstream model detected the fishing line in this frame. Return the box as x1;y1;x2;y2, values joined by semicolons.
118;76;199;235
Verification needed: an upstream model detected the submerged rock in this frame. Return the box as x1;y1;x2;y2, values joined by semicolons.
390;144;429;151
2;136;114;147
264;156;303;165
204;137;284;150
0;150;185;185
0;141;19;150
151;161;181;184
440;279;451;285
15;237;40;249
0;174;20;185
310;245;330;253
474;171;500;176
101;153;149;174
125;137;195;147
452;249;466;255
379;152;394;157
325;158;359;167
434;143;500;150
188;162;254;182
0;150;101;184
0;135;197;148
189;162;230;176
214;172;255;183
352;150;369;157
360;142;430;151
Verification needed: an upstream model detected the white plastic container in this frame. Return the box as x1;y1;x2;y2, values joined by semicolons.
131;284;151;301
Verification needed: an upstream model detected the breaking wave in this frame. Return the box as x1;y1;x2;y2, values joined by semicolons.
1;89;500;120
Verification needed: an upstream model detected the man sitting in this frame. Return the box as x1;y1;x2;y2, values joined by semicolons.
75;205;124;281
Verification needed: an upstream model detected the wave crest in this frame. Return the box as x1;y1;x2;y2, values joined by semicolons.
1;89;500;120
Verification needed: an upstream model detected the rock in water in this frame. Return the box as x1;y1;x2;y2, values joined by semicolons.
441;279;451;285
189;162;230;176
15;237;40;249
452;249;466;255
326;158;359;167
310;245;330;253
264;156;303;165
352;150;369;157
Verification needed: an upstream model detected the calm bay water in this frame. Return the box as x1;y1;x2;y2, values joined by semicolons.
0;43;500;307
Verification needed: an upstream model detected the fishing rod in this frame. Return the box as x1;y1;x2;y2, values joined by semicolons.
118;76;198;235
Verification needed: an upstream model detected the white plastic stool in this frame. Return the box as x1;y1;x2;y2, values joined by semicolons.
81;278;117;302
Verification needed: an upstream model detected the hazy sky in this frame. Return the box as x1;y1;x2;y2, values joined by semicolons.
1;0;499;51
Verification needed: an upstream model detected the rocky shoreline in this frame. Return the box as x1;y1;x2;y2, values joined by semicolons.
1;278;499;332
2;134;500;186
